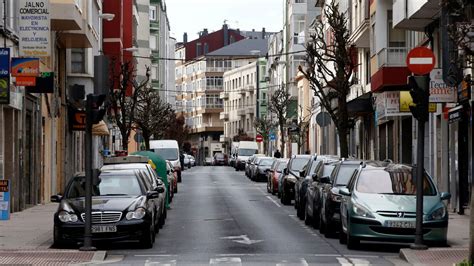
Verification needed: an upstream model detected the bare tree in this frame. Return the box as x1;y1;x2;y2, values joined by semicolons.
108;60;150;151
162;114;189;150
298;0;357;158
269;85;292;156
134;84;175;150
290;104;315;154
254;116;277;155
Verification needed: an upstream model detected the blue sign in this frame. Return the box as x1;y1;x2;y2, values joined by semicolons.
0;180;10;220
270;133;276;140
0;48;10;76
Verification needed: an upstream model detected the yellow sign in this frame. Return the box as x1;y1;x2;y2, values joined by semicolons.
399;91;437;113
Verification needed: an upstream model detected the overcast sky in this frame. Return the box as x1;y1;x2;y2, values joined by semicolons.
165;0;284;42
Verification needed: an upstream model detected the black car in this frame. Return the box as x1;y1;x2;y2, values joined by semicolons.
295;155;339;220
213;153;228;166
280;155;311;205
318;160;363;236
250;157;275;181
51;169;164;248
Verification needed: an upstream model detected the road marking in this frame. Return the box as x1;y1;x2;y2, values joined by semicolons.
347;257;370;265
144;259;177;266
312;254;340;257
135;255;178;257
266;196;281;207
209;257;242;265
220;235;263;245
336;257;353;266
347;255;379;258
276;258;309;266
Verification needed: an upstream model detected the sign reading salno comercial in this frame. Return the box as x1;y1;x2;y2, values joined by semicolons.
18;0;51;57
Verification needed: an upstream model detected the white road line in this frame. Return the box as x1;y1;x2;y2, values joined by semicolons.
266;195;282;207
347;255;379;258
144;259;177;266
336;257;353;266
347;257;370;265
312;254;340;257
209;257;242;265
276;258;309;266
135;255;178;257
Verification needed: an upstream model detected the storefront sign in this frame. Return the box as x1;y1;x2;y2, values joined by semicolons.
430;69;457;103
69;106;86;131
0;180;10;220
25;72;54;93
0;77;10;105
11;58;40;77
399;91;437;113
18;0;51;56
0;48;10;76
458;78;471;103
16;76;36;86
375;91;411;121
448;105;464;124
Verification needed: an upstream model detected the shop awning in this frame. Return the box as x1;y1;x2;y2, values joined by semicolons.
347;92;373;117
92;120;110;136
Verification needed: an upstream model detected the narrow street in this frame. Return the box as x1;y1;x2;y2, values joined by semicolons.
107;166;408;265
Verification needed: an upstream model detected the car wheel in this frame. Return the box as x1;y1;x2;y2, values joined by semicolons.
297;202;305;220
304;203;312;226
140;225;154;249
281;189;291;205
177;172;182;183
174;185;178;193
318;212;325;232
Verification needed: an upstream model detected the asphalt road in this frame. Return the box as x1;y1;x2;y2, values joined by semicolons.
107;166;411;265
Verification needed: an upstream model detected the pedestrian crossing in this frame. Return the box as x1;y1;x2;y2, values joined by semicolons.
140;255;383;265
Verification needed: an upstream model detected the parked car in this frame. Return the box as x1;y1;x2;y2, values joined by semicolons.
166;160;178;194
183;154;192;168
267;159;289;195
245;154;264;177
51;169;164;248
189;155;196;166
150;140;182;182
205;157;213;166
234;141;259;171
250;157;275;181
229;155;236;168
280;155;312;205
295;155;339;220
339;163;450;249
213;153;228;166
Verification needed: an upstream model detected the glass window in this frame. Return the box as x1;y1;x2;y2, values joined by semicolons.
334;165;360;186
71;48;86;73
149;6;157;20
356;169;436;195
66;174;142;198
290;158;309;172
153;148;179;161
150;36;157;50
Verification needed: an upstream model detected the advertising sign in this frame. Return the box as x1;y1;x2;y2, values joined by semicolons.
18;0;51;56
0;48;10;76
68;106;86;131
11;58;40;77
16;77;36;86
0;77;10;104
0;180;10;220
25;72;54;93
458;78;471;103
430;69;457;103
375;91;411;121
399;91;437;113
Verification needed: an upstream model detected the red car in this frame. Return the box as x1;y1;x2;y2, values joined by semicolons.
267;159;288;195
213;153;228;166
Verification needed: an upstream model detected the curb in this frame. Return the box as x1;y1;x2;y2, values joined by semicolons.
91;251;107;262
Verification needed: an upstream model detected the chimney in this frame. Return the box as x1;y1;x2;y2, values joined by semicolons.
223;23;229;46
203;28;208;36
237;28;240;35
262;27;266;39
183;32;188;44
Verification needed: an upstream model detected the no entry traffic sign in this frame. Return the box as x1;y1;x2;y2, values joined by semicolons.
406;47;436;75
256;134;263;142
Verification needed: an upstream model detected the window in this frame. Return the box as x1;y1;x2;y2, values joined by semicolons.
387;11;405;47
149;6;157;20
151;66;158;80
150;36;157;50
295;0;305;3
196;43;202;56
203;43;209;54
71;48;86;73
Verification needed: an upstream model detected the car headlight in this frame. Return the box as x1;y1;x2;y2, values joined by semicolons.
352;203;374;218
58;211;78;223
329;192;342;202
429;206;447;220
126;207;146;220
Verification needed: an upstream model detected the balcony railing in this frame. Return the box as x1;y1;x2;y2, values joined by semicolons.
220;92;229;99
219;112;229;120
206;66;233;73
377;47;408;68
237;109;246;116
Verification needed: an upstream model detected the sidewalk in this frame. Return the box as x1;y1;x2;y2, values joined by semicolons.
0;203;107;265
400;211;470;266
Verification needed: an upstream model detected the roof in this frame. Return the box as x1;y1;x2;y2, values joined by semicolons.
207;38;269;57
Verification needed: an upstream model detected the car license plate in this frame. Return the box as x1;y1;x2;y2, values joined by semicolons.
386;220;416;228
92;225;117;233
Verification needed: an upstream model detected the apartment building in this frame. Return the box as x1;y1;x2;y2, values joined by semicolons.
174;25;268;161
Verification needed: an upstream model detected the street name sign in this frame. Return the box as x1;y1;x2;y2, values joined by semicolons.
406;47;436;75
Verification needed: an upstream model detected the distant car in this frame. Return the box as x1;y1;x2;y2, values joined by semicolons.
189;155;196;166
280;155;312;205
166;160;178;194
250;157;275;181
267;159;289;195
213;153;227;166
205;157;213;166
150;140;182;182
245;154;265;177
339;163;450;249
51;170;164;248
183;154;191;168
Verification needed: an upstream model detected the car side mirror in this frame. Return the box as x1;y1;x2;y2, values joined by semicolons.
156;186;165;193
284;168;289;175
51;195;62;203
311;173;318;181
146;191;159;199
319;176;331;184
339;187;351;196
299;171;306;178
167;170;170;175
265;169;270;172
440;192;451;200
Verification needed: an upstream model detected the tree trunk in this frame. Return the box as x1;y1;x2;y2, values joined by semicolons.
120;129;129;151
338;126;349;158
279;123;285;156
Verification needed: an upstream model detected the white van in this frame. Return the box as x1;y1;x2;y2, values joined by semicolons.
150;140;182;182
235;141;258;171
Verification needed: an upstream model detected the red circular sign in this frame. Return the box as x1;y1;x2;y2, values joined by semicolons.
406;46;436;75
256;134;263;142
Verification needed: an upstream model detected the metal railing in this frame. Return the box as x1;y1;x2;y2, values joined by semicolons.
377;47;408;68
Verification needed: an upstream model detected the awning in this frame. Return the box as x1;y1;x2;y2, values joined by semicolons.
347;92;373;117
92;120;110;136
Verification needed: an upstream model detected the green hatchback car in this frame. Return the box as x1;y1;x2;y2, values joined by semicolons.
339;163;450;249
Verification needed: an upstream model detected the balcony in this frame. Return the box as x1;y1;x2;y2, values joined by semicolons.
219;91;229;99
245;85;255;93
237;109;246;116
191;123;224;134
245;107;254;115
50;0;82;31
393;0;440;30
220;112;229;121
377;47;407;68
